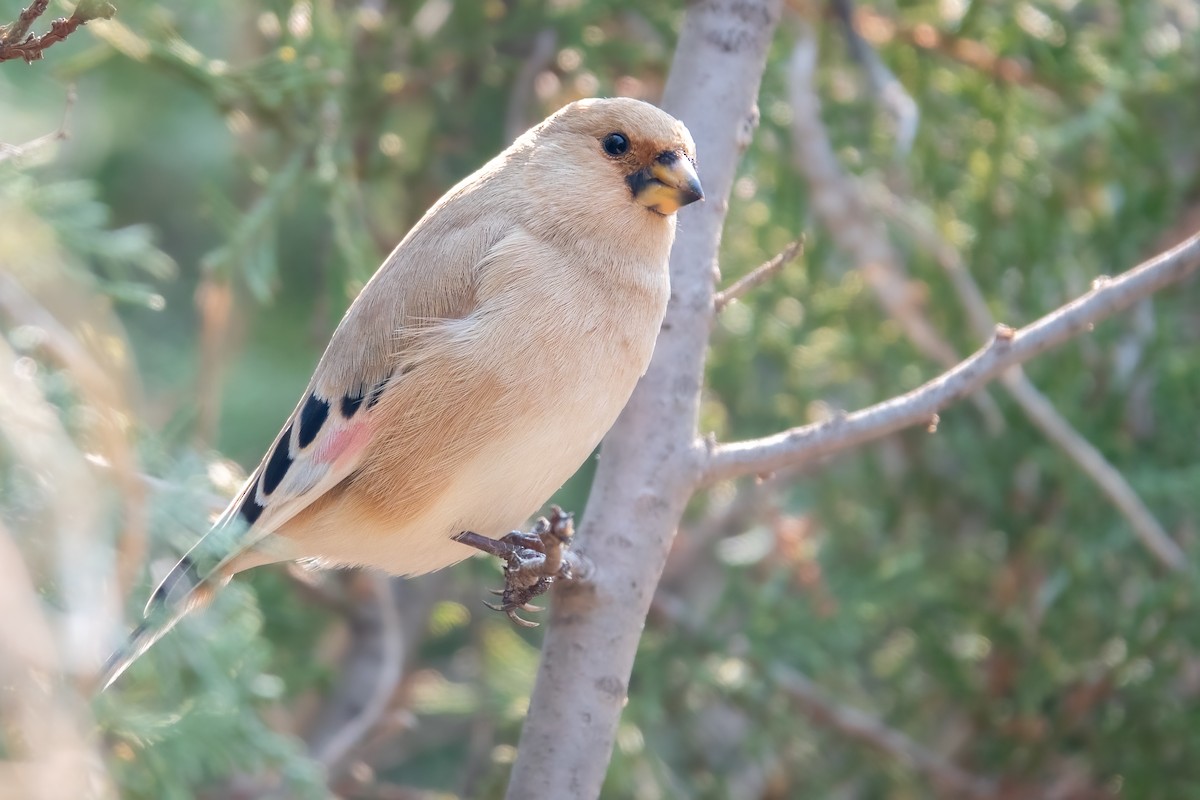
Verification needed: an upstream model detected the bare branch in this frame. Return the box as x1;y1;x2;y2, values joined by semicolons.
0;0;115;65
713;238;805;313
505;2;784;797
871;185;1187;572
701;230;1200;485
772;665;999;799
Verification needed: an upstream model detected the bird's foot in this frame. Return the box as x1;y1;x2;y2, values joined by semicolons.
453;506;577;628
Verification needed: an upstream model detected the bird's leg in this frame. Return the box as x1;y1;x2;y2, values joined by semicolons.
453;506;577;627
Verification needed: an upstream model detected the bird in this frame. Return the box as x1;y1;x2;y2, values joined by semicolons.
100;97;703;689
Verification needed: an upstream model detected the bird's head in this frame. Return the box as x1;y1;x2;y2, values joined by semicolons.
521;98;703;227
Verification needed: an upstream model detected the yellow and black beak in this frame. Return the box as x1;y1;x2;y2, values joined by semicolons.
629;151;704;215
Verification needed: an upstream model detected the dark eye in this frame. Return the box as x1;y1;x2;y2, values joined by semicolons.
602;132;629;157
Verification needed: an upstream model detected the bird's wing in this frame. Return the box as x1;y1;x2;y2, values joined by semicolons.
97;182;518;690
202;366;394;567
175;217;509;594
104;345;404;690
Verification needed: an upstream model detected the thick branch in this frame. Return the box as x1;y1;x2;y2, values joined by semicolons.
702;231;1200;484
505;2;783;797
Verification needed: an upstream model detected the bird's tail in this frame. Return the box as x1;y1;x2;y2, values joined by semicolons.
98;552;229;691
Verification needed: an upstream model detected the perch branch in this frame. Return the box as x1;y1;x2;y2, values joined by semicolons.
504;1;784;797
702;231;1200;487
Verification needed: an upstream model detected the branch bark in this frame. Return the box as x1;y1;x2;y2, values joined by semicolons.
702;230;1200;485
503;2;783;797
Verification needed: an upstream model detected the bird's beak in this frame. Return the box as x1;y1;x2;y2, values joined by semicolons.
632;152;705;215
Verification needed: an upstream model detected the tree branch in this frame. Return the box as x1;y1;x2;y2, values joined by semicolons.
504;28;558;143
870;185;1187;571
702;230;1200;485
504;2;783;797
0;0;115;65
713;238;804;313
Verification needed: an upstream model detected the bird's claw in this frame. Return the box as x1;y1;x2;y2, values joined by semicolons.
454;506;576;628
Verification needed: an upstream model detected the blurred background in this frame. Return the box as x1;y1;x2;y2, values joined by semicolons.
1;0;1199;797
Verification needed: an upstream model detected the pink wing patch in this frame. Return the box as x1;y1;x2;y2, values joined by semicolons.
315;417;375;466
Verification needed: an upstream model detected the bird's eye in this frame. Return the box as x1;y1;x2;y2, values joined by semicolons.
602;132;629;157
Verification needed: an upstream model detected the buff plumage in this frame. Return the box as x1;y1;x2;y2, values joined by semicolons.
101;97;702;689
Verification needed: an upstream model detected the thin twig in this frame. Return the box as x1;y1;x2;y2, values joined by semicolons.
0;85;75;164
713;238;805;313
771;665;999;799
870;184;1187;572
701;231;1200;488
0;0;115;64
1000;370;1186;570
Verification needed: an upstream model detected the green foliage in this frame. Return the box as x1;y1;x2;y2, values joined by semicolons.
1;0;1199;797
